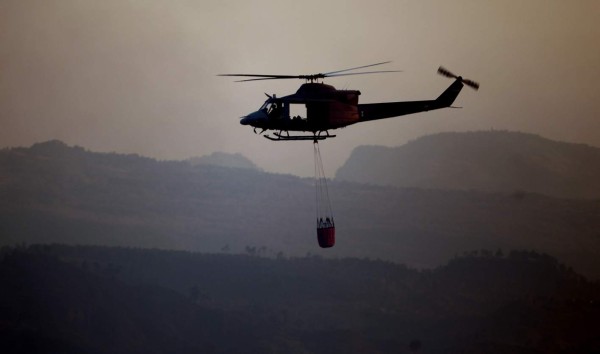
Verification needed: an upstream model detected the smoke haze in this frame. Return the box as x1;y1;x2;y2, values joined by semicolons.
1;0;599;176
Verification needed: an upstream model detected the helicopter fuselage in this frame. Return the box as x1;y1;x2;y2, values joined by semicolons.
240;78;466;139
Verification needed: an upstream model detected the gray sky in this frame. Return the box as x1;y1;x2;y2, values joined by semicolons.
1;0;599;176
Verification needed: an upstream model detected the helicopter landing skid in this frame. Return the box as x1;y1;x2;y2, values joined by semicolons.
264;131;336;141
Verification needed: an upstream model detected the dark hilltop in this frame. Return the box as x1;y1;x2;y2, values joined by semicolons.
337;130;600;199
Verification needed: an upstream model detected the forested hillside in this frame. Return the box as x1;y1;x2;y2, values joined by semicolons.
2;140;600;278
1;245;598;353
336;131;600;199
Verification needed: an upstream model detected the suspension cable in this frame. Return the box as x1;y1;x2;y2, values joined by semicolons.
313;141;334;227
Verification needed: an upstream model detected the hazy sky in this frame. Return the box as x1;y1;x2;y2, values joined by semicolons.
1;1;599;176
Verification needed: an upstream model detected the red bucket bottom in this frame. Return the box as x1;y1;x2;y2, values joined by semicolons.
317;227;335;248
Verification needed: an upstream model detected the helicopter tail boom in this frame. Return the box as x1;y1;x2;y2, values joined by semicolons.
357;68;478;122
357;79;463;122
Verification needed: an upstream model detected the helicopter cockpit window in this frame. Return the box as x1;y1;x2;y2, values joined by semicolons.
260;100;282;115
259;99;272;112
268;102;279;114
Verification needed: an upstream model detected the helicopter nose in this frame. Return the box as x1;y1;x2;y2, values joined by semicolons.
240;110;268;126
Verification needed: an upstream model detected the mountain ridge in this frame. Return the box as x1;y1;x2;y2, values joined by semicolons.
2;139;600;278
336;131;600;199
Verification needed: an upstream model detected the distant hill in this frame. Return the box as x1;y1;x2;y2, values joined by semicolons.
187;151;260;170
336;131;600;199
1;245;598;353
2;140;600;278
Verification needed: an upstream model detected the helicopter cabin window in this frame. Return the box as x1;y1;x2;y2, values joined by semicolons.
290;103;307;121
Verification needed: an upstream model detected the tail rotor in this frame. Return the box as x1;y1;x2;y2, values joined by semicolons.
438;66;479;90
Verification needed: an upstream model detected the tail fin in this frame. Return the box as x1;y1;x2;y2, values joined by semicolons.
436;79;464;107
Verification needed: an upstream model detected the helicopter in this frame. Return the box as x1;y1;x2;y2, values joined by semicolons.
219;62;479;141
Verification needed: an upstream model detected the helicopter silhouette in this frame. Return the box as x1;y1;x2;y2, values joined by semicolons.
220;62;478;141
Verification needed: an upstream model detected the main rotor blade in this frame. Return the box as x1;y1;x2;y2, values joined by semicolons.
326;70;402;78
218;74;301;79
234;76;304;82
324;61;392;75
219;61;398;82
